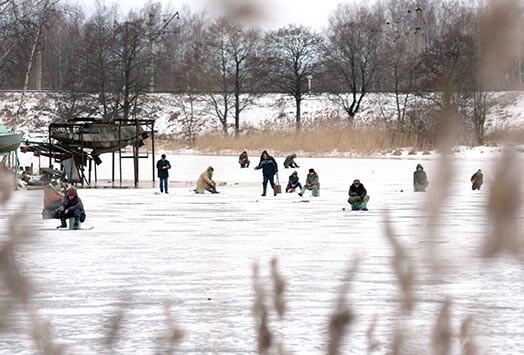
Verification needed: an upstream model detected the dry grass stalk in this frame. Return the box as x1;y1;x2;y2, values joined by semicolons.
483;150;522;258
384;215;415;314
459;316;478;355
390;322;404;355
157;299;186;355
326;258;359;355
252;262;273;354
426;109;457;275
270;257;287;319
103;294;132;352
0;167;13;205
366;315;380;354
30;311;65;355
431;298;452;355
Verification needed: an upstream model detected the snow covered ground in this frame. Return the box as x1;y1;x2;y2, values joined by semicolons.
1;152;524;354
3;91;524;136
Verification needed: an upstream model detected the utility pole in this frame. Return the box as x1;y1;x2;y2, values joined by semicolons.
148;13;155;92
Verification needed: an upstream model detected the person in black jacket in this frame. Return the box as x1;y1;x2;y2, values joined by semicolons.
254;150;278;196
348;179;370;211
57;189;86;229
471;169;484;190
239;151;250;168
156;154;171;194
283;154;300;168
286;171;302;193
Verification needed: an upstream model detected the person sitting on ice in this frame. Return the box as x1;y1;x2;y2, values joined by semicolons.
298;169;320;197
348;179;370;211
283;153;300;169
42;183;63;219
195;166;219;194
471;169;484;190
413;163;429;192
57;189;86;229
239;150;250;168
286;171;302;193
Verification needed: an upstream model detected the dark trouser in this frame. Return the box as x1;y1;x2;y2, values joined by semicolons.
59;208;82;228
262;174;275;195
472;183;481;190
159;177;168;193
414;183;427;192
286;182;302;192
240;161;250;168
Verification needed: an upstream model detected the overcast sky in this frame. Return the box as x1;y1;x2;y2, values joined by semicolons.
74;0;363;30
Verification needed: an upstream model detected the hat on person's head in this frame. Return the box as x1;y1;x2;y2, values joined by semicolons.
292;170;298;175
161;154;166;159
66;189;77;198
478;169;482;172
354;179;360;184
308;168;315;173
62;178;69;183
208;166;214;172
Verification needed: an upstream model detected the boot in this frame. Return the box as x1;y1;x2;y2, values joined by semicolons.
57;217;67;229
261;184;267;196
73;218;80;230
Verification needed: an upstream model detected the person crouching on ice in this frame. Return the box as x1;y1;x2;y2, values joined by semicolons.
58;189;86;229
413;163;429;192
239;150;250;168
471;169;483;190
286;170;302;193
195;166;219;194
348;179;369;211
298;169;320;197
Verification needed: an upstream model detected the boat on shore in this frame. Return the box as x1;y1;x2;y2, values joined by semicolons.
0;125;23;154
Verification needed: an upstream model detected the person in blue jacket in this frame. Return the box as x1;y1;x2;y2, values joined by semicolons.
254;150;278;196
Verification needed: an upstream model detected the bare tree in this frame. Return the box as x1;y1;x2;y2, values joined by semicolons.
324;4;384;120
264;24;322;131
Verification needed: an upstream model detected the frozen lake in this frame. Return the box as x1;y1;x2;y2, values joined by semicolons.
1;153;524;354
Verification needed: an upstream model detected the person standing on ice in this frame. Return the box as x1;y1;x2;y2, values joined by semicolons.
413;163;429;192
471;169;484;190
298;169;320;197
156;154;171;194
195;166;219;194
254;150;278;196
348;179;369;211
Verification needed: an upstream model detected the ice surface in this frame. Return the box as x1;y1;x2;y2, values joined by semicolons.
1;153;524;354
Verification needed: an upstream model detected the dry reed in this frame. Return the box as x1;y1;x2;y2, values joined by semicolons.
431;298;452;355
483;149;522;258
160;124;418;156
459;316;478;355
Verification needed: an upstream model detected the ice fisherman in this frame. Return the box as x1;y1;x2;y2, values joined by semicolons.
57;189;86;229
298;169;320;197
286;171;302;193
471;169;484;190
254;150;278;196
156;154;171;193
239;150;250;168
413;163;429;192
42;183;63;219
195;166;219;194
348;179;369;211
283;154;300;169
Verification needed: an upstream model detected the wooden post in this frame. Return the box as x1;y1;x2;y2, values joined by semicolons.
151;121;155;183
